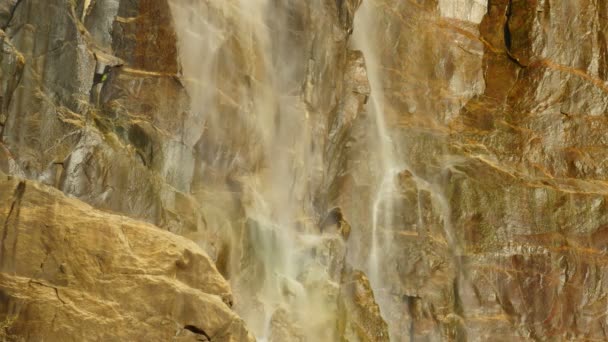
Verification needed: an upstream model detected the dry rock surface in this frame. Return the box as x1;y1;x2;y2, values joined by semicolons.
0;172;253;341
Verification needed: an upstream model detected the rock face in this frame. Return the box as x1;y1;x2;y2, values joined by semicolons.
167;0;388;340
0;172;253;341
339;0;608;341
338;270;390;342
2;0;608;341
0;0;252;340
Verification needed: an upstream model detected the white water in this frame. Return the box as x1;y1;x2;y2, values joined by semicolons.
350;3;462;340
351;0;403;296
167;0;421;340
169;1;342;340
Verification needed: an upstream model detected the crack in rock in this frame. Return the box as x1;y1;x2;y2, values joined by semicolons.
2;0;22;31
503;0;525;67
0;180;25;270
29;280;66;305
183;325;211;341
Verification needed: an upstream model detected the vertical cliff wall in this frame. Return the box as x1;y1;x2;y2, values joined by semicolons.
1;0;608;341
342;0;608;341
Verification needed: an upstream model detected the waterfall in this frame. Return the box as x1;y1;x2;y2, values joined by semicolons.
350;0;404;334
168;0;346;340
167;0;411;340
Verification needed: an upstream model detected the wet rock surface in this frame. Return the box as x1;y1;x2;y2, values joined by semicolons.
338;269;390;342
339;0;608;341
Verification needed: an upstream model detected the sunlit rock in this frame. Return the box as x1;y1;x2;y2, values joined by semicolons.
0;173;253;341
338;269;390;342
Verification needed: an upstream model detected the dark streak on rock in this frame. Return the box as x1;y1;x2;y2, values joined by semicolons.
404;295;420;342
504;0;525;68
54;287;66;305
135;150;147;167
320;207;343;232
0;180;25;270
504;0;512;51
184;325;211;341
452;277;464;316
2;0;22;31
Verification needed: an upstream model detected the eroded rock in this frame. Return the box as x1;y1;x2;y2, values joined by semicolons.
0;173;253;341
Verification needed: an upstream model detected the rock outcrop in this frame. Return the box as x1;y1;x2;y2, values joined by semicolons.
0;172;253;341
338;269;390;342
0;0;255;339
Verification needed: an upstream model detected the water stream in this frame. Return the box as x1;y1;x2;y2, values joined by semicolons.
351;0;406;309
169;0;405;340
169;1;343;340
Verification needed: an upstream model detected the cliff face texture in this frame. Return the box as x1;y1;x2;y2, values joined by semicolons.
341;0;608;341
345;1;608;341
1;0;608;341
0;172;252;341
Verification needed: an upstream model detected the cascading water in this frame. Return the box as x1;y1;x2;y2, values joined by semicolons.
350;3;466;340
169;0;350;340
167;0;415;340
351;0;403;311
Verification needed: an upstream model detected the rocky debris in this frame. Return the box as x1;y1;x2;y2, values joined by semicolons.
0;172;253;341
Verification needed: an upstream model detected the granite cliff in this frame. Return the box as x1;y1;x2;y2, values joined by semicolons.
1;0;607;341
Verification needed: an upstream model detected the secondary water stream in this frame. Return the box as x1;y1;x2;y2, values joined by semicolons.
351;0;402;291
